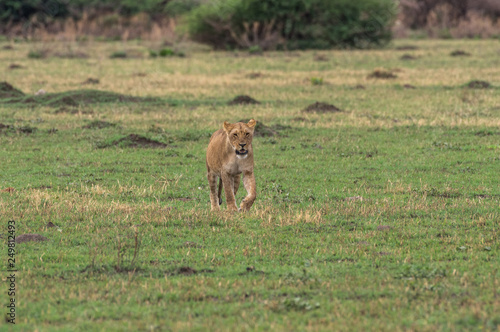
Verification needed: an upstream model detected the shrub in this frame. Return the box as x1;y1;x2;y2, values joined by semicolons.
28;49;48;59
159;47;175;57
164;0;202;16
110;50;127;58
310;77;324;86
187;0;396;50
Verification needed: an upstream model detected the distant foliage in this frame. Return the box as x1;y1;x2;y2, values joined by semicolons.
0;0;69;23
400;0;500;30
0;0;200;24
187;0;396;50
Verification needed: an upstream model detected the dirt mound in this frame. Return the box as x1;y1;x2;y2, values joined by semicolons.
1;88;162;106
16;234;48;243
0;123;12;130
36;90;153;107
450;50;470;57
8;64;23;70
302;102;342;113
367;69;397;79
82;120;117;129
81;78;100;85
466;80;491;89
172;266;214;276
238;119;290;137
0;124;37;134
400;54;417;60
245;72;263;79
403;84;416;89
100;134;167;148
228;95;260;105
313;54;328;61
0;82;25;98
178;266;197;275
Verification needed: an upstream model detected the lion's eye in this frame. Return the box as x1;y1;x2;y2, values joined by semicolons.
233;133;238;138
245;133;250;137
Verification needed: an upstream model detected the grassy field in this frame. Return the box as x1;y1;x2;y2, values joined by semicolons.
1;38;499;331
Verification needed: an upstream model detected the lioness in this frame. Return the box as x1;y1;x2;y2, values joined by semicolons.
206;119;257;211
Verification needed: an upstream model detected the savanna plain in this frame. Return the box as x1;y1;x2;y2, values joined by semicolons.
0;39;499;331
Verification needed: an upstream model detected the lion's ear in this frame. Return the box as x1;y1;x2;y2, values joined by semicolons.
223;121;234;133
247;119;256;128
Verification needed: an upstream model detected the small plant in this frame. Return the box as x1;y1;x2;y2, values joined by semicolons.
28;50;48;59
110;51;127;59
159;48;175;57
310;77;324;86
248;45;262;55
150;48;185;58
114;227;141;272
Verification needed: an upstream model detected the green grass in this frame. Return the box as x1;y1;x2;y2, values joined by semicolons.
0;39;499;331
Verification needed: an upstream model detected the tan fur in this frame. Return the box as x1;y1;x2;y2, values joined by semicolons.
206;119;257;211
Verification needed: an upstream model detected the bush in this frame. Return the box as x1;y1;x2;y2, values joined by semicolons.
110;50;127;58
159;47;175;57
187;0;396;50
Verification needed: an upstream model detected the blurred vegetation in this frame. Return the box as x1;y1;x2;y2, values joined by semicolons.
0;0;396;49
1;0;499;46
186;0;397;49
0;0;202;23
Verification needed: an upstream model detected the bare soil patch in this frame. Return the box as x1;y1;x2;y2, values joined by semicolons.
450;50;470;57
8;63;24;70
400;54;417;60
81;78;100;85
302;102;342;114
245;72;263;79
466;80;491;89
228;95;260;105
0;124;37;134
0;123;12;130
313;54;329;61
100;134;167;148
368;69;397;79
172;266;215;276
16;234;48;243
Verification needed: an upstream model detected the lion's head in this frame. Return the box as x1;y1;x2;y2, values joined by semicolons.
223;119;256;157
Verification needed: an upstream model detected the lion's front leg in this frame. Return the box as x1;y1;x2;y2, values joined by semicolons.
207;172;220;211
240;170;256;211
221;173;238;211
